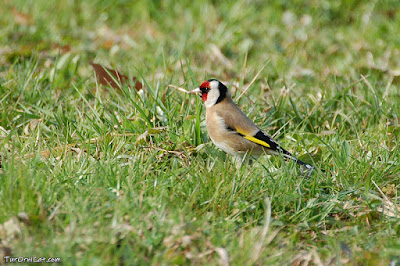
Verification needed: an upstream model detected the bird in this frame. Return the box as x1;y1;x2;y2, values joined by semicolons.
189;79;313;170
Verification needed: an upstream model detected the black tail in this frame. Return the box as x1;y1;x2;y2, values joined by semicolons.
294;157;314;170
279;147;314;170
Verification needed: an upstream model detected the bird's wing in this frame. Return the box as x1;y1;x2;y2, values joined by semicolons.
235;127;313;168
217;108;292;155
214;106;278;150
235;128;284;153
215;107;313;169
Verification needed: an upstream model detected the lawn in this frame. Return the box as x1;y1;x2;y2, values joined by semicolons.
1;0;400;265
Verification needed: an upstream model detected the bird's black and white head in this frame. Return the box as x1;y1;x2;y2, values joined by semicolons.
190;79;230;108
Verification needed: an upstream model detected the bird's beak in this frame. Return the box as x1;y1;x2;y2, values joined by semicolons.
188;88;201;94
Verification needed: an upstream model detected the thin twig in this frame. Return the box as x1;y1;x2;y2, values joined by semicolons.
48;203;63;221
236;60;270;101
168;84;192;94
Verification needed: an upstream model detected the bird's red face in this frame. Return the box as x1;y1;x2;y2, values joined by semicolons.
190;79;226;108
199;81;211;102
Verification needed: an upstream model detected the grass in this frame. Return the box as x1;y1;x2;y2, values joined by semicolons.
1;0;400;264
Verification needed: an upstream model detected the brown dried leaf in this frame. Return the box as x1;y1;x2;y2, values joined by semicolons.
0;244;12;260
52;43;71;54
11;7;33;26
91;63;142;91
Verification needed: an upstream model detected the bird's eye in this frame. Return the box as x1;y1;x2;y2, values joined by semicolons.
200;87;210;93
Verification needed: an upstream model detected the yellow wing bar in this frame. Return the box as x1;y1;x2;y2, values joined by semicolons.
235;128;271;148
243;136;271;148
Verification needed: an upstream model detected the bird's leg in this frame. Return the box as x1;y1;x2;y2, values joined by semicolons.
233;156;244;169
299;165;315;177
233;152;254;169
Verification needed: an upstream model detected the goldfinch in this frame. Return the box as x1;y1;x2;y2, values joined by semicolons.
190;79;313;170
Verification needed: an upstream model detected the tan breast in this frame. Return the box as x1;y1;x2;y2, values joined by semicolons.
205;98;264;156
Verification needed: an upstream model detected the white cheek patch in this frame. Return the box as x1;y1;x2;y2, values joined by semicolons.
205;89;220;108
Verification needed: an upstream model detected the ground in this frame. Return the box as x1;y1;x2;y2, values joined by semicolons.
1;0;400;265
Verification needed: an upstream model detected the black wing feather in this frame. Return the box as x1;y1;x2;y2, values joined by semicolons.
254;130;313;169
